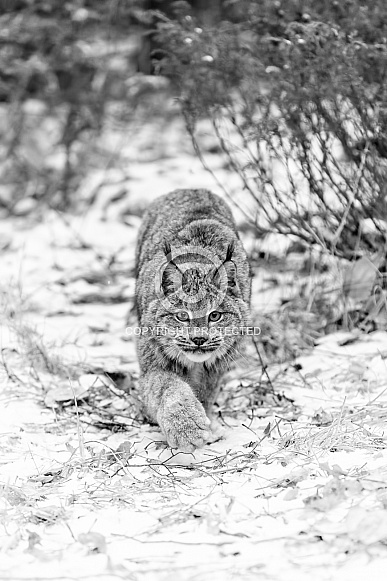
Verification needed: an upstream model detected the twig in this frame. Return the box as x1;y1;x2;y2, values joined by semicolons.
69;377;85;461
331;142;370;250
252;336;274;392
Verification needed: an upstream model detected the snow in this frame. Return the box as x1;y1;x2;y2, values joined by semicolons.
1;111;387;581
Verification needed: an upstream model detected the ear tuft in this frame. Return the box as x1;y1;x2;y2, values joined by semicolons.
225;242;235;263
163;241;172;257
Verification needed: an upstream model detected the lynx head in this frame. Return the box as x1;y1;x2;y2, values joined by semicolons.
153;241;249;369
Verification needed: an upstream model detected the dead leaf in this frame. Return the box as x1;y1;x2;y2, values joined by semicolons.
79;373;108;390
30;506;63;524
115;440;134;462
343;256;379;304
304;477;346;511
319;463;347;477
363;291;387;327
0;485;27;506
346;507;387;544
111;397;130;411
362;355;387;384
78;532;107;553
44;382;90;407
349;360;368;377
283;488;299;501
311;408;332;426
27;531;41;550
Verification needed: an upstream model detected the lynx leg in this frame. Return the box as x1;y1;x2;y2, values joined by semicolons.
138;371;211;452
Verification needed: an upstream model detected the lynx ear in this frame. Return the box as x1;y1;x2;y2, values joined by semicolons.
210;243;239;295
162;241;183;272
224;242;235;263
163;241;172;257
160;241;183;298
161;264;181;297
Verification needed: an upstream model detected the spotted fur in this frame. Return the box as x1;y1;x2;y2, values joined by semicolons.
134;189;251;451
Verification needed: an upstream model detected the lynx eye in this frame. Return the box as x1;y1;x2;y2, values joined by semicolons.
208;311;223;323
174;311;190;322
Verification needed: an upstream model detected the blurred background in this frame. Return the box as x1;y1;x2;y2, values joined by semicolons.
1;0;387;365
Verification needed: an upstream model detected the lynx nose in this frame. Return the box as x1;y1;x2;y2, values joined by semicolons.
191;337;207;347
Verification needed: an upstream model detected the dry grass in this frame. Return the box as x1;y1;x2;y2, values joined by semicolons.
2;298;387;579
280;398;387;454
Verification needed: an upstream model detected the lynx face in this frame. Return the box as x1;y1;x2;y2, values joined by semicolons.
153;242;248;369
155;302;246;367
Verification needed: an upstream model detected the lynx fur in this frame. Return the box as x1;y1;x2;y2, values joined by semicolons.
134;189;251;451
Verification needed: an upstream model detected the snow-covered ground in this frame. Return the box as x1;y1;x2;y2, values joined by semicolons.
1;111;387;580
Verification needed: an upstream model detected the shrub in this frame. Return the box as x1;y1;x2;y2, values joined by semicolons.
0;0;150;211
155;0;387;260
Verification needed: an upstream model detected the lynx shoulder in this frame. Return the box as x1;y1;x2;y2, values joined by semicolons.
134;189;251;451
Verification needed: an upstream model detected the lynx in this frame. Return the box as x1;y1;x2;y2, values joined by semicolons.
134;189;251;452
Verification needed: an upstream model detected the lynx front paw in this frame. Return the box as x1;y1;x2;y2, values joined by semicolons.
157;392;211;453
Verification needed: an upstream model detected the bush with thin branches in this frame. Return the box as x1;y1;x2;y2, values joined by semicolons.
156;0;387;259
